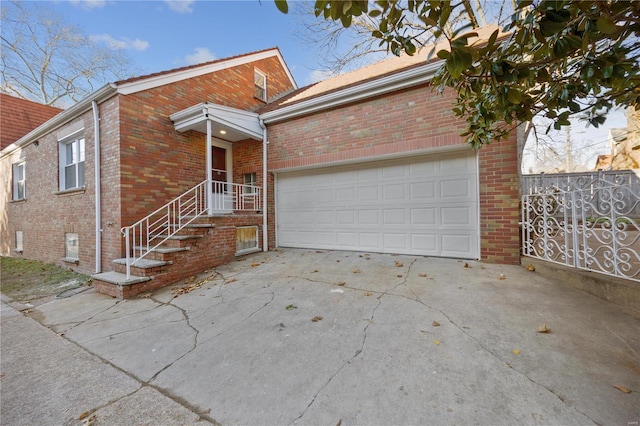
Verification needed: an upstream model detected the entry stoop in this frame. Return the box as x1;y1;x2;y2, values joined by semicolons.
92;271;151;299
94;213;263;299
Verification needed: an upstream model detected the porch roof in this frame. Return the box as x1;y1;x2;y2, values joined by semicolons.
170;102;263;142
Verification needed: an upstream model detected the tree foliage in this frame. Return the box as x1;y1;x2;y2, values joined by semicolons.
276;0;640;149
1;1;136;106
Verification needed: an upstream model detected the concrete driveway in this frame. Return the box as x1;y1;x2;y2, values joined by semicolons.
2;248;639;425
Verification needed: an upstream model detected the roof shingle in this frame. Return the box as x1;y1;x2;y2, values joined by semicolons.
0;94;63;150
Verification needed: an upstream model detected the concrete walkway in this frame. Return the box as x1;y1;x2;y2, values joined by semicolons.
2;249;639;425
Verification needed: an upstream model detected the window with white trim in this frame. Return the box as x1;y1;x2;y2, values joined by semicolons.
15;231;23;252
12;161;26;200
254;69;267;101
59;137;85;191
243;172;257;194
65;233;79;260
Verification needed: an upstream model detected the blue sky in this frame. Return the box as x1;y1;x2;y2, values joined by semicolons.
54;0;322;86
37;1;632;168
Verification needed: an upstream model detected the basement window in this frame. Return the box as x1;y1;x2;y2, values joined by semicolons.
236;226;259;255
64;232;79;262
15;231;23;253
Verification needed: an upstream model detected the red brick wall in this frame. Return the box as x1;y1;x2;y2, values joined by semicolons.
3;111;99;274
1;55;293;273
266;84;520;264
118;56;294;228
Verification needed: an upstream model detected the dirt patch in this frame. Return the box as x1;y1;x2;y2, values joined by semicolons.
1;256;91;303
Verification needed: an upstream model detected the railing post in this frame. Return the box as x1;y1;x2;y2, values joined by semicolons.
125;230;131;279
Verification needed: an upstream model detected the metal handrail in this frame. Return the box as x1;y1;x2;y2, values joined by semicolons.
120;180;261;278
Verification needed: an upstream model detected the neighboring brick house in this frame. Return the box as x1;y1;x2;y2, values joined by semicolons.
1;35;520;299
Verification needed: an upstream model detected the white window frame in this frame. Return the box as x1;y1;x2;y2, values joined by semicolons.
65;232;79;261
243;172;257;194
254;68;267;102
12;160;26;200
59;133;85;191
15;231;23;252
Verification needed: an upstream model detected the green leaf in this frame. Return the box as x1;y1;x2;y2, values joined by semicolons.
436;49;450;59
340;13;352;27
274;0;288;13
597;16;617;34
369;9;382;17
539;18;566;37
507;88;523;104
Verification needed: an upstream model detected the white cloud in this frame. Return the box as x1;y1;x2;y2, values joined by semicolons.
184;47;216;65
307;69;337;84
69;0;106;9
90;34;150;51
164;0;194;13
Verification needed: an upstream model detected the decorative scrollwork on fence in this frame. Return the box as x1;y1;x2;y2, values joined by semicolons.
522;178;640;283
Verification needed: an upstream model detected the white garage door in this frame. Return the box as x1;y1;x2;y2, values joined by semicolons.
276;150;479;258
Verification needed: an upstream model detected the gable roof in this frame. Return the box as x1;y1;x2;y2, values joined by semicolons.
116;47;297;95
1;48;296;157
0;94;63;150
260;25;502;122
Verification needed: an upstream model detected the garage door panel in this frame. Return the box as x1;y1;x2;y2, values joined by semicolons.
359;233;380;248
410;181;436;199
358;209;380;225
358;186;379;201
411;233;438;251
440;178;472;199
383;233;408;249
411;208;437;225
336;232;356;246
336;210;355;224
383;184;405;200
440;206;474;226
277;152;479;259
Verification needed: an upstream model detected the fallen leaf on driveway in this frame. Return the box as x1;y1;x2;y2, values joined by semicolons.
310;269;318;273
138;293;152;299
352;268;361;273
526;264;536;271
434;340;441;345
251;263;260;267
613;384;632;393
419;273;427;277
364;291;372;296
464;262;470;268
311;316;323;322
536;323;551;333
224;277;237;285
512;349;521;355
285;304;297;311
397;273;403;277
395;261;403;267
432;321;440;327
336;281;346;286
498;274;506;280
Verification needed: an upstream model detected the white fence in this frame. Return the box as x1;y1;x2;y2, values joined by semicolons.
521;172;640;283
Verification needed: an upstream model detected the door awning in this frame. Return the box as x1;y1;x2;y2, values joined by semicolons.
169;102;263;141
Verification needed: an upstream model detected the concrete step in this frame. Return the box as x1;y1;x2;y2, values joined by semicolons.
113;258;172;269
92;271;150;286
133;246;190;254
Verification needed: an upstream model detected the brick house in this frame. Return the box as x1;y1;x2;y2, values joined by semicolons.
1;38;520;299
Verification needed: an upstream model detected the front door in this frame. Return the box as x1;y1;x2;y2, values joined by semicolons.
212;146;227;192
